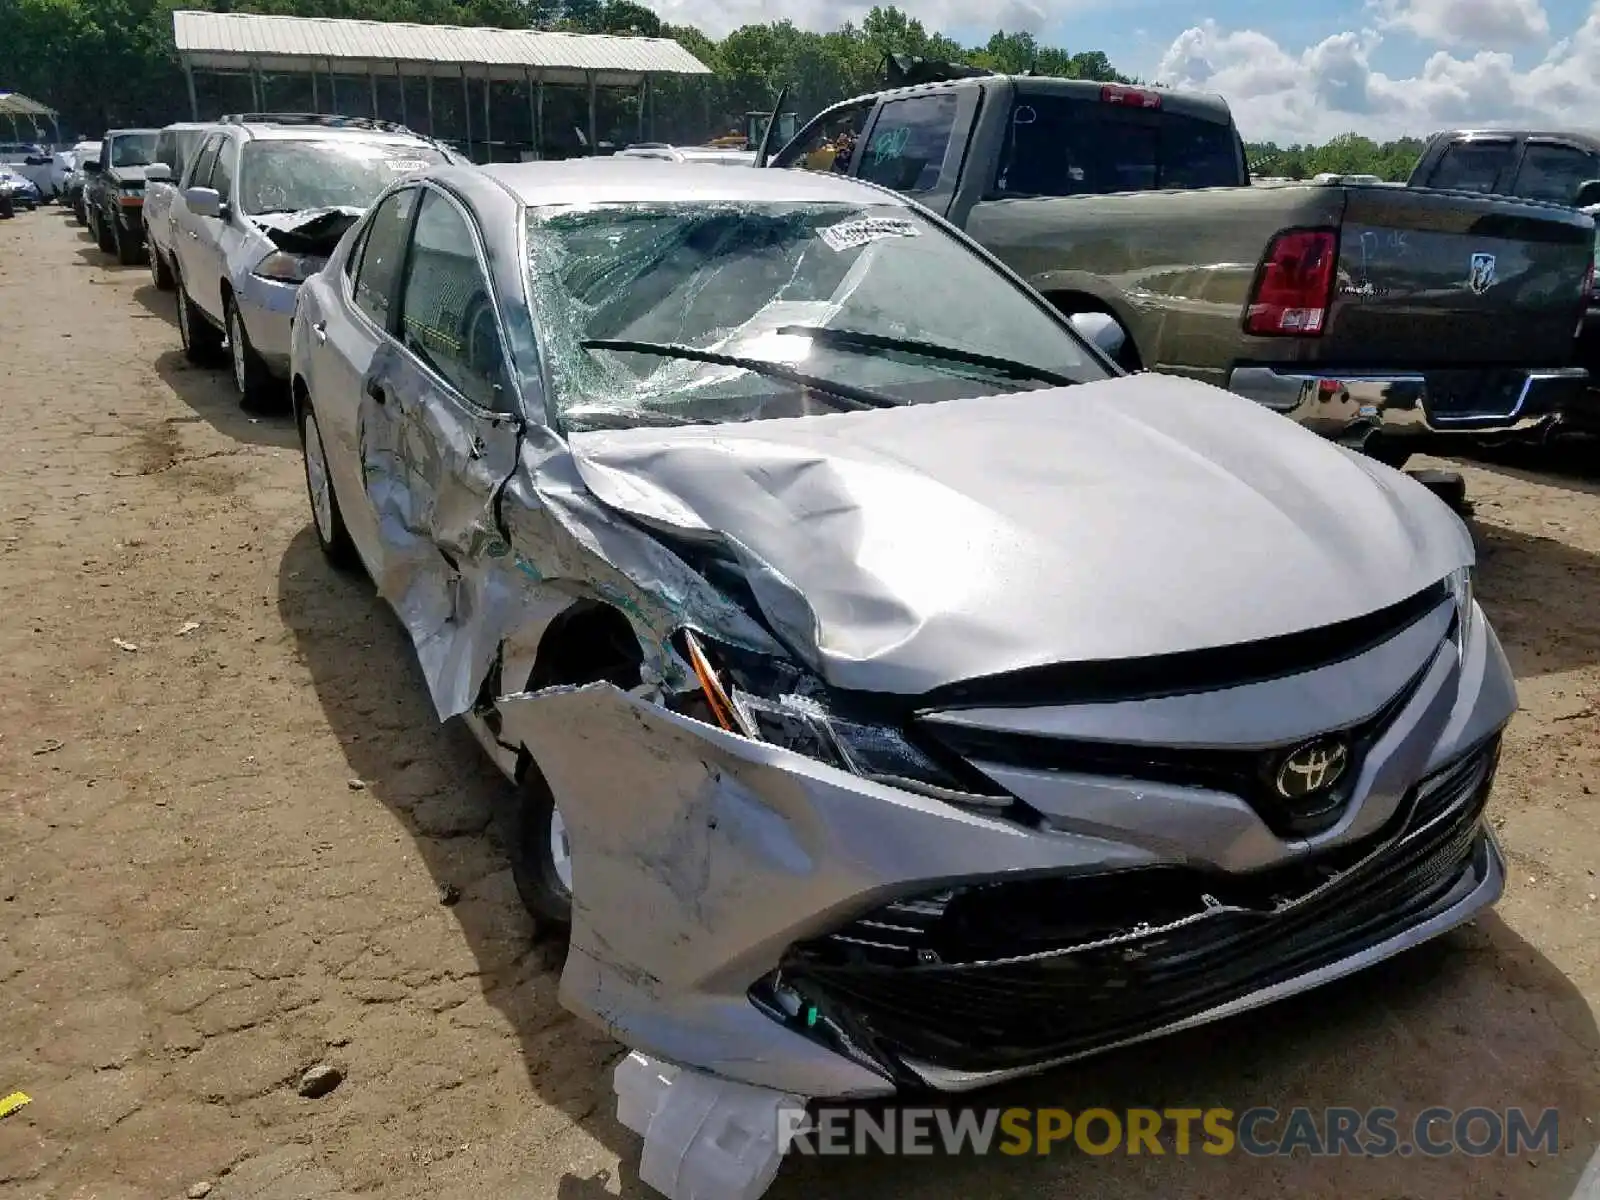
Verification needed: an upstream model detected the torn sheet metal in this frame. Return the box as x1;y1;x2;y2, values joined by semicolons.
496;681;1156;1098
257;205;363;256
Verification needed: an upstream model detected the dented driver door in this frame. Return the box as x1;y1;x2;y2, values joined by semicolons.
357;186;524;719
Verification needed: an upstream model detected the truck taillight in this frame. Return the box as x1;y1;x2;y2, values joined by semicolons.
1100;84;1162;109
1245;228;1339;337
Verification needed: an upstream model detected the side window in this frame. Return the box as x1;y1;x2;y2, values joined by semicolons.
1426;140;1515;193
857;93;959;193
352;186;418;328
772;101;874;174
155;132;175;173
1511;143;1600;205
210;138;235;205
186;135;221;189
396;190;512;412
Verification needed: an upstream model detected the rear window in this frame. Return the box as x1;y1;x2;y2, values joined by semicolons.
1512;143;1600;205
858;93;959;194
1426;140;1515;193
994;94;1242;197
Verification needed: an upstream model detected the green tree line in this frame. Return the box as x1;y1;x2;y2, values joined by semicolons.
1247;133;1428;182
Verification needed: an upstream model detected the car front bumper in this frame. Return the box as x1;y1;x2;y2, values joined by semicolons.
1228;364;1590;442
493;596;1518;1100
234;273;301;376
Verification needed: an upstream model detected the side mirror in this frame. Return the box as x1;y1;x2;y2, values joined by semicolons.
144;162;173;183
82;160;102;175
184;185;224;220
1576;180;1600;208
1068;311;1128;362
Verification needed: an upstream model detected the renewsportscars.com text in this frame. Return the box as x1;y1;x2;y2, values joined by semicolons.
777;1106;1560;1158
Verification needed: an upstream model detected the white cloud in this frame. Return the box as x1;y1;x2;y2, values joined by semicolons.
1155;6;1600;144
1371;0;1549;47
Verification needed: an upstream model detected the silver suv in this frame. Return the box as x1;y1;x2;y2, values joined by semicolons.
165;114;457;408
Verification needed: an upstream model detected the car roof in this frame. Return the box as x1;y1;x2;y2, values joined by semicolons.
234;124;440;149
105;129;160;138
480;157;909;208
161;122;216;133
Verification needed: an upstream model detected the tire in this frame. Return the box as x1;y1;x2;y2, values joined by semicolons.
113;218;142;266
73;195;86;226
175;267;225;366
147;237;174;291
508;764;573;930
298;402;360;571
1362;437;1412;471
94;208;115;254
225;298;279;411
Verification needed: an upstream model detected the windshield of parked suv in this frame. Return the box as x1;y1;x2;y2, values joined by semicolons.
238;139;449;215
527;200;1108;431
110;133;159;168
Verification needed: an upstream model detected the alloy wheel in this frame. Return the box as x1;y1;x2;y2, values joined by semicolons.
229;308;247;397
302;411;336;545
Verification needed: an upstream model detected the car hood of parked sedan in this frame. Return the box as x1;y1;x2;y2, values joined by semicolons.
565;372;1473;695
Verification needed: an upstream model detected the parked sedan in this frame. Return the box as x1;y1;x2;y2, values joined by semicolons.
0;168;41;214
291;160;1514;1110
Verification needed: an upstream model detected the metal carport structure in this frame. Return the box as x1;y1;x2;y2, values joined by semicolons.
171;10;712;160
0;93;62;144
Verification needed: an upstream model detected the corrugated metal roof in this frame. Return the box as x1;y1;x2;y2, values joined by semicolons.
0;93;57;117
171;10;711;83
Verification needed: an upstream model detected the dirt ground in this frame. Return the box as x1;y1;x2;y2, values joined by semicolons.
2;208;1600;1200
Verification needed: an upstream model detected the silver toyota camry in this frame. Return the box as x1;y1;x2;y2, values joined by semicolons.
290;159;1515;1102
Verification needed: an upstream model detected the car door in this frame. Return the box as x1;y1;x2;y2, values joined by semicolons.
355;185;523;716
174;134;221;296
188;134;236;322
308;184;421;568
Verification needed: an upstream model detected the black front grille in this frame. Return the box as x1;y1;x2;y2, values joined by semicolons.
928;665;1428;838
777;738;1499;1078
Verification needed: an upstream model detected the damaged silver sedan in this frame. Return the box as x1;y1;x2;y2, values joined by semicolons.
290;160;1516;1103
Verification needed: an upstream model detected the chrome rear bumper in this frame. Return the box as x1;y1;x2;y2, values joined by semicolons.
1228;365;1589;442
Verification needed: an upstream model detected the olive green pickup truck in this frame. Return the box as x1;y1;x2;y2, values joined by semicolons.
764;75;1597;466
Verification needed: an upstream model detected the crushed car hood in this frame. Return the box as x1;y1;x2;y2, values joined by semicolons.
255;206;364;255
566;373;1472;696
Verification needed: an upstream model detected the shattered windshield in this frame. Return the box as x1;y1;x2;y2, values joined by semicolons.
526;200;1107;430
239;139;449;215
111;134;159;168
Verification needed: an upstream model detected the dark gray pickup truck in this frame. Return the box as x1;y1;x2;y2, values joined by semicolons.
764;75;1597;466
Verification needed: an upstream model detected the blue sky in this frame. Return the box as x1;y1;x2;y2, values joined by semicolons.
657;0;1600;143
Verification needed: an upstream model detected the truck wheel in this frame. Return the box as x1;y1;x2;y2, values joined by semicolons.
508;762;573;931
95;210;115;254
113;219;143;266
175;267;225;366
226;298;279;411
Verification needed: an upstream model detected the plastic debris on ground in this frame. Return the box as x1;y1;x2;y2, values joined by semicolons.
614;1051;805;1200
0;1091;31;1119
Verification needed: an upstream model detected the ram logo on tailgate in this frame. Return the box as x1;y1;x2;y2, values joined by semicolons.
1468;252;1498;295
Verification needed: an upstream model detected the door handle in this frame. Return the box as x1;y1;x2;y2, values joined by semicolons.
364;378;387;406
311;321;327;344
186;230;198;240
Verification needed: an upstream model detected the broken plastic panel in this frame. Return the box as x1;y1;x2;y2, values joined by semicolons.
614;1051;804;1200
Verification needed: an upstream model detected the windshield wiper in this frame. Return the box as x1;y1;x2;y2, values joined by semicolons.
774;325;1079;387
579;339;899;410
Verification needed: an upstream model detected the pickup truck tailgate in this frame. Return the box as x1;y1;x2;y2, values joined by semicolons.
1326;185;1592;367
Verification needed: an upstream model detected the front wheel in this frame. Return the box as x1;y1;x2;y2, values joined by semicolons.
226;299;278;410
298;402;359;571
147;238;174;291
508;764;573;931
94;209;115;254
1361;437;1412;471
113;219;142;266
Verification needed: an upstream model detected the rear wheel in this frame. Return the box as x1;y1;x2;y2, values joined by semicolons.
73;194;86;226
94;208;115;254
175;267;224;366
147;237;174;290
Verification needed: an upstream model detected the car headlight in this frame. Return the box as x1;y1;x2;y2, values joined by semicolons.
253;250;326;283
1447;565;1474;655
674;630;1011;809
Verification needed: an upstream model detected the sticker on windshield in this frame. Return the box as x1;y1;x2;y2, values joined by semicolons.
818;217;921;252
385;158;429;173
